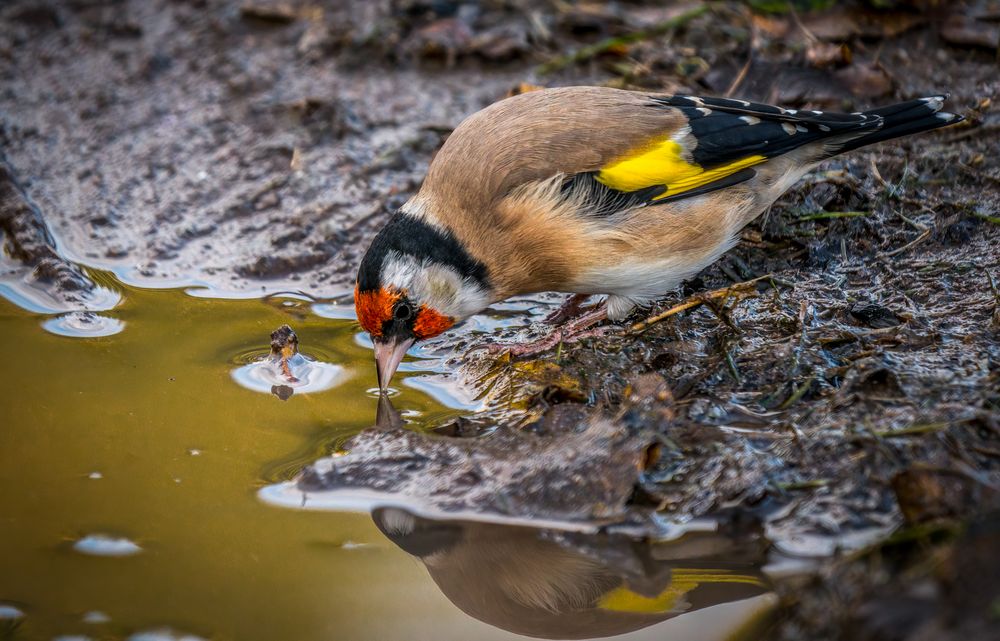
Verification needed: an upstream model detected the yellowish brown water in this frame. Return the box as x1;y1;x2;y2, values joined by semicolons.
0;274;773;641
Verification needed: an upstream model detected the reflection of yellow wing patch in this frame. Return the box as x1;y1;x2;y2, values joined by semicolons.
596;137;766;199
597;569;766;614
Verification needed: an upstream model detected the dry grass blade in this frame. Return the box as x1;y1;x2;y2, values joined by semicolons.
886;228;932;257
630;274;774;334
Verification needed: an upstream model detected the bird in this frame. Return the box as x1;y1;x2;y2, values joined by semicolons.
371;506;768;639
354;86;963;390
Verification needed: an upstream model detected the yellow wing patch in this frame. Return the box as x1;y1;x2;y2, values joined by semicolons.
596;136;766;200
597;569;766;614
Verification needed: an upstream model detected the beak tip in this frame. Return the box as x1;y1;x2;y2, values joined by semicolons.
373;336;414;394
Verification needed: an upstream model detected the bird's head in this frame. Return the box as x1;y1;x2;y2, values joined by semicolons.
355;209;491;390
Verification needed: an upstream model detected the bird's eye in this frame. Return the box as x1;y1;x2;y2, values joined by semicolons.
393;304;412;321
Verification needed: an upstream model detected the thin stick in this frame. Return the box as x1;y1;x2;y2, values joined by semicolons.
885;228;931;257
630;274;774;334
725;57;752;98
795;211;869;222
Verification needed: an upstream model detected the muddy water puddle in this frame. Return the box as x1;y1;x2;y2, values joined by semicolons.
1;274;774;641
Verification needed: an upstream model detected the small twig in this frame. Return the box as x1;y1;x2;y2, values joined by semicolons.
876;422;950;438
972;210;1000;224
724;345;742;384
987;269;1000;327
629;274;774;334
786;0;819;45
725;56;752;98
778;375;815;410
776;479;830;491
725;4;754;98
958;162;1000;187
945;122;999;144
885;228;931;257
795;211;869;222
869;156;887;188
895;209;928;231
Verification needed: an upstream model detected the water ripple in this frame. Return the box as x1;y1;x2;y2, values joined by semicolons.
42;312;124;338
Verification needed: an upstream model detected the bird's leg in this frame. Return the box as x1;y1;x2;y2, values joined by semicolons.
490;301;611;357
543;293;592;324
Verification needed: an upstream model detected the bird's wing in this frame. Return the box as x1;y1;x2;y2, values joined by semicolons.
571;94;883;215
423;86;885;221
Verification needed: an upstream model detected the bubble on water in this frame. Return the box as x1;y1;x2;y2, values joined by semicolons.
231;353;346;396
82;611;110;624
42;312;124;338
0;604;25;620
127;628;207;641
72;534;142;557
187;449;201;456
87;471;103;480
311;301;357;320
340;540;371;550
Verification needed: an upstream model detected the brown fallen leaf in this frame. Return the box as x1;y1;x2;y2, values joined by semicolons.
893;467;1000;525
941;13;1000;50
806;42;852;68
240;2;298;24
801;9;924;41
835;64;893;99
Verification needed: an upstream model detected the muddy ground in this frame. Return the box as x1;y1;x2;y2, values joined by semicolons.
2;0;1000;638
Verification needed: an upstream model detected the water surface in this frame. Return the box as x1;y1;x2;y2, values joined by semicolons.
0;274;773;640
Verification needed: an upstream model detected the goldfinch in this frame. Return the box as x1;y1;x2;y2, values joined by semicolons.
371;507;768;638
355;87;962;389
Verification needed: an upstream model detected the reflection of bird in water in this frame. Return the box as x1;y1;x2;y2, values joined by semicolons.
371;507;769;640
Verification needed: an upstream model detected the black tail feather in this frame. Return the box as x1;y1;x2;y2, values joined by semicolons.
833;95;963;154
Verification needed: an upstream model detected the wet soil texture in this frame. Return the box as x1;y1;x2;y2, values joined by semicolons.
3;1;1000;638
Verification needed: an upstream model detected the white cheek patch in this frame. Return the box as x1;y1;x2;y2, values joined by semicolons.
381;251;491;320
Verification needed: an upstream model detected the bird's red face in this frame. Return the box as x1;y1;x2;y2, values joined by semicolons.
355;285;454;390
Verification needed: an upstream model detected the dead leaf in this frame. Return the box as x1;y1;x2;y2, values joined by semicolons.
835;64;892;98
807;42;852;68
941;14;1000;50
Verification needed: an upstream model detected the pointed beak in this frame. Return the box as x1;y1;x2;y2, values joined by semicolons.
373;336;414;392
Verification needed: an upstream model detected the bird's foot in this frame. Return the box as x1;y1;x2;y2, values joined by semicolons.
543;294;592;325
487;303;611;358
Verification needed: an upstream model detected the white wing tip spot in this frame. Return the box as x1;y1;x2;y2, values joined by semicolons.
786;109;797;115
739;115;761;125
795;124;808;133
936;112;956;121
782;122;797;135
818;124;831;132
696;107;712;116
